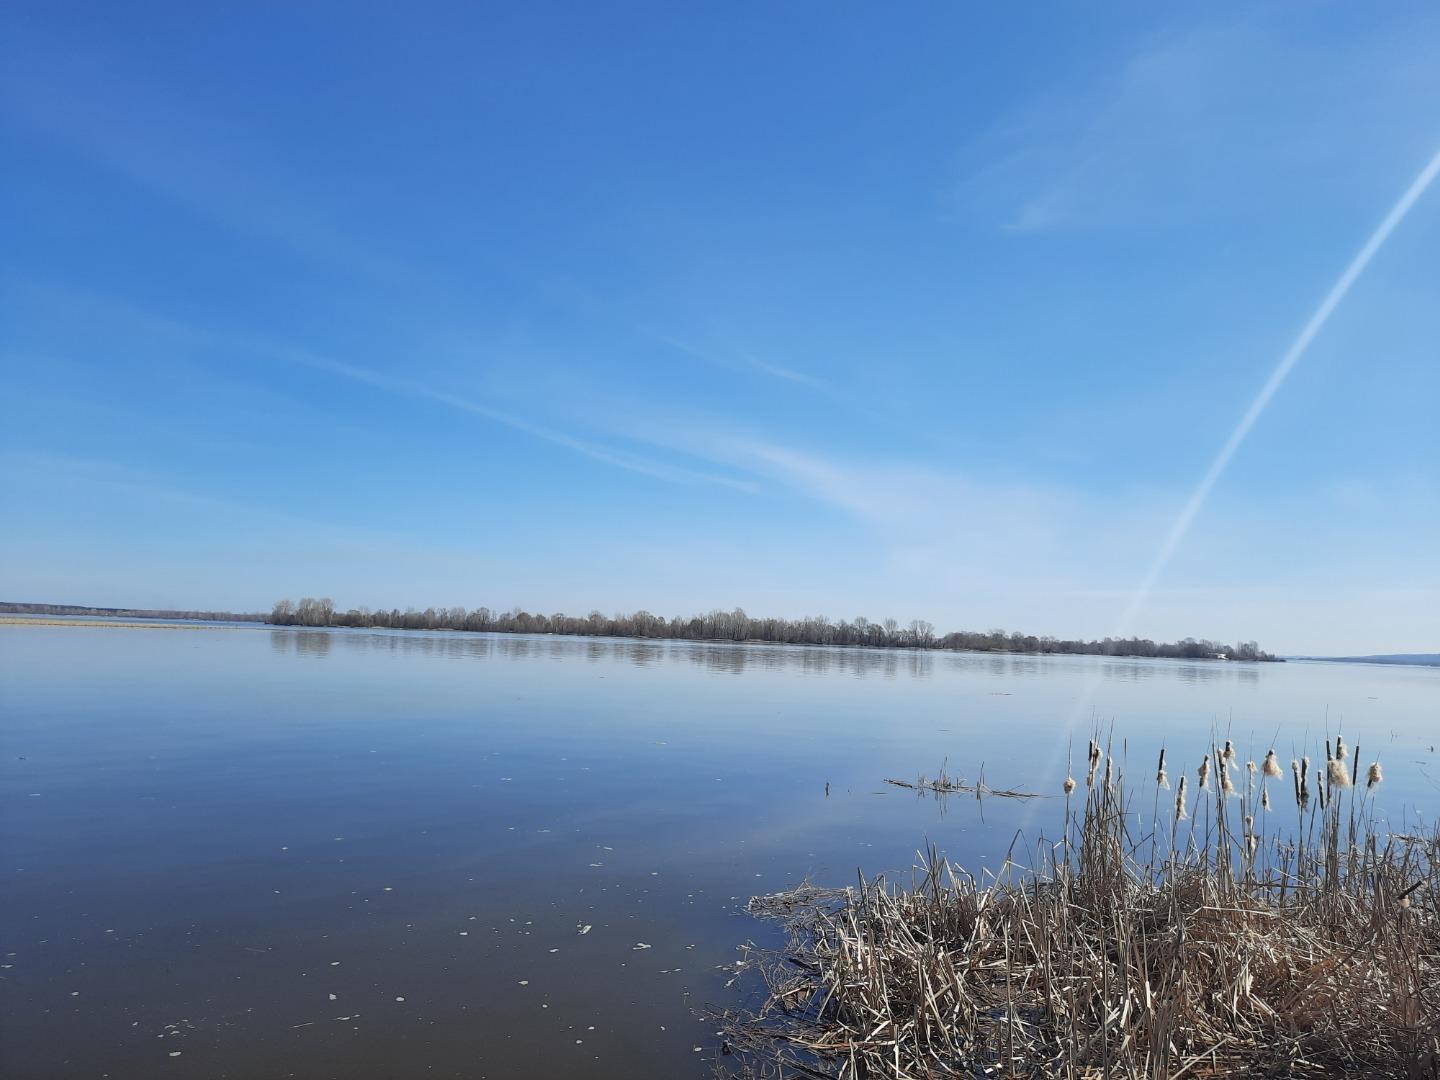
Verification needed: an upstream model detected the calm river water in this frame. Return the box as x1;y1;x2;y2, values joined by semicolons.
1;621;1436;1078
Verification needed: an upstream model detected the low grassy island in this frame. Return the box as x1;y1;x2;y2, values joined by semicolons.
720;739;1438;1078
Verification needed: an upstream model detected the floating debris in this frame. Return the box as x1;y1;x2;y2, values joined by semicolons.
884;774;1041;799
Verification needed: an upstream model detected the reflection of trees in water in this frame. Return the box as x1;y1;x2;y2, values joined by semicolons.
1095;659;1263;685
269;629;332;657
623;642;661;666
1099;660;1222;684
265;628;1273;684
295;631;332;657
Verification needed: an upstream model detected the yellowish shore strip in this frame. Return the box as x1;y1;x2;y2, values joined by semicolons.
0;616;257;631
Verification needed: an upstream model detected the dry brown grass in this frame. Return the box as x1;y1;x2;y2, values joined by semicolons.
718;736;1438;1078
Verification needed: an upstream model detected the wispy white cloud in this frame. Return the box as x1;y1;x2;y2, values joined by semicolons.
949;15;1440;231
2;277;763;495
641;327;836;396
286;350;761;493
594;415;1162;590
744;356;832;392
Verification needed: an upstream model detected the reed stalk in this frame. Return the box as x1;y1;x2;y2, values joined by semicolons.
719;734;1434;1079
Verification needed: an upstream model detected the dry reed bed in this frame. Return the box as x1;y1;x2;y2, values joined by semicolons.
719;737;1438;1078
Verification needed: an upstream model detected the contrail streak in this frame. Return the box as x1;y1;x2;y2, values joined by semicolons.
1114;145;1440;636
1031;145;1440;800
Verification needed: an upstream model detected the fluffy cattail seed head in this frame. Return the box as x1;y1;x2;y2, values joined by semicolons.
1175;790;1188;822
1223;740;1235;762
1198;756;1211;790
1366;762;1383;790
1328;757;1352;788
1063;776;1076;796
1335;736;1347;764
1262;787;1271;812
1246;760;1257;775
1221;762;1236;796
1157;767;1169;790
1263;750;1282;778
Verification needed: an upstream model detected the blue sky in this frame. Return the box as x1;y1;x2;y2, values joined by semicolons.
2;2;1437;654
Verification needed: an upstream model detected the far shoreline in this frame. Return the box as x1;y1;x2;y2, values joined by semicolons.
9;612;1432;666
0;611;1297;663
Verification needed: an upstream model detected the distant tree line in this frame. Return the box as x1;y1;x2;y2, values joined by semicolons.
0;601;264;622
267;598;1277;661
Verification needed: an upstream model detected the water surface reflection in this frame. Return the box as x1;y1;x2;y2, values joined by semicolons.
270;627;1273;684
1;625;1433;1079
